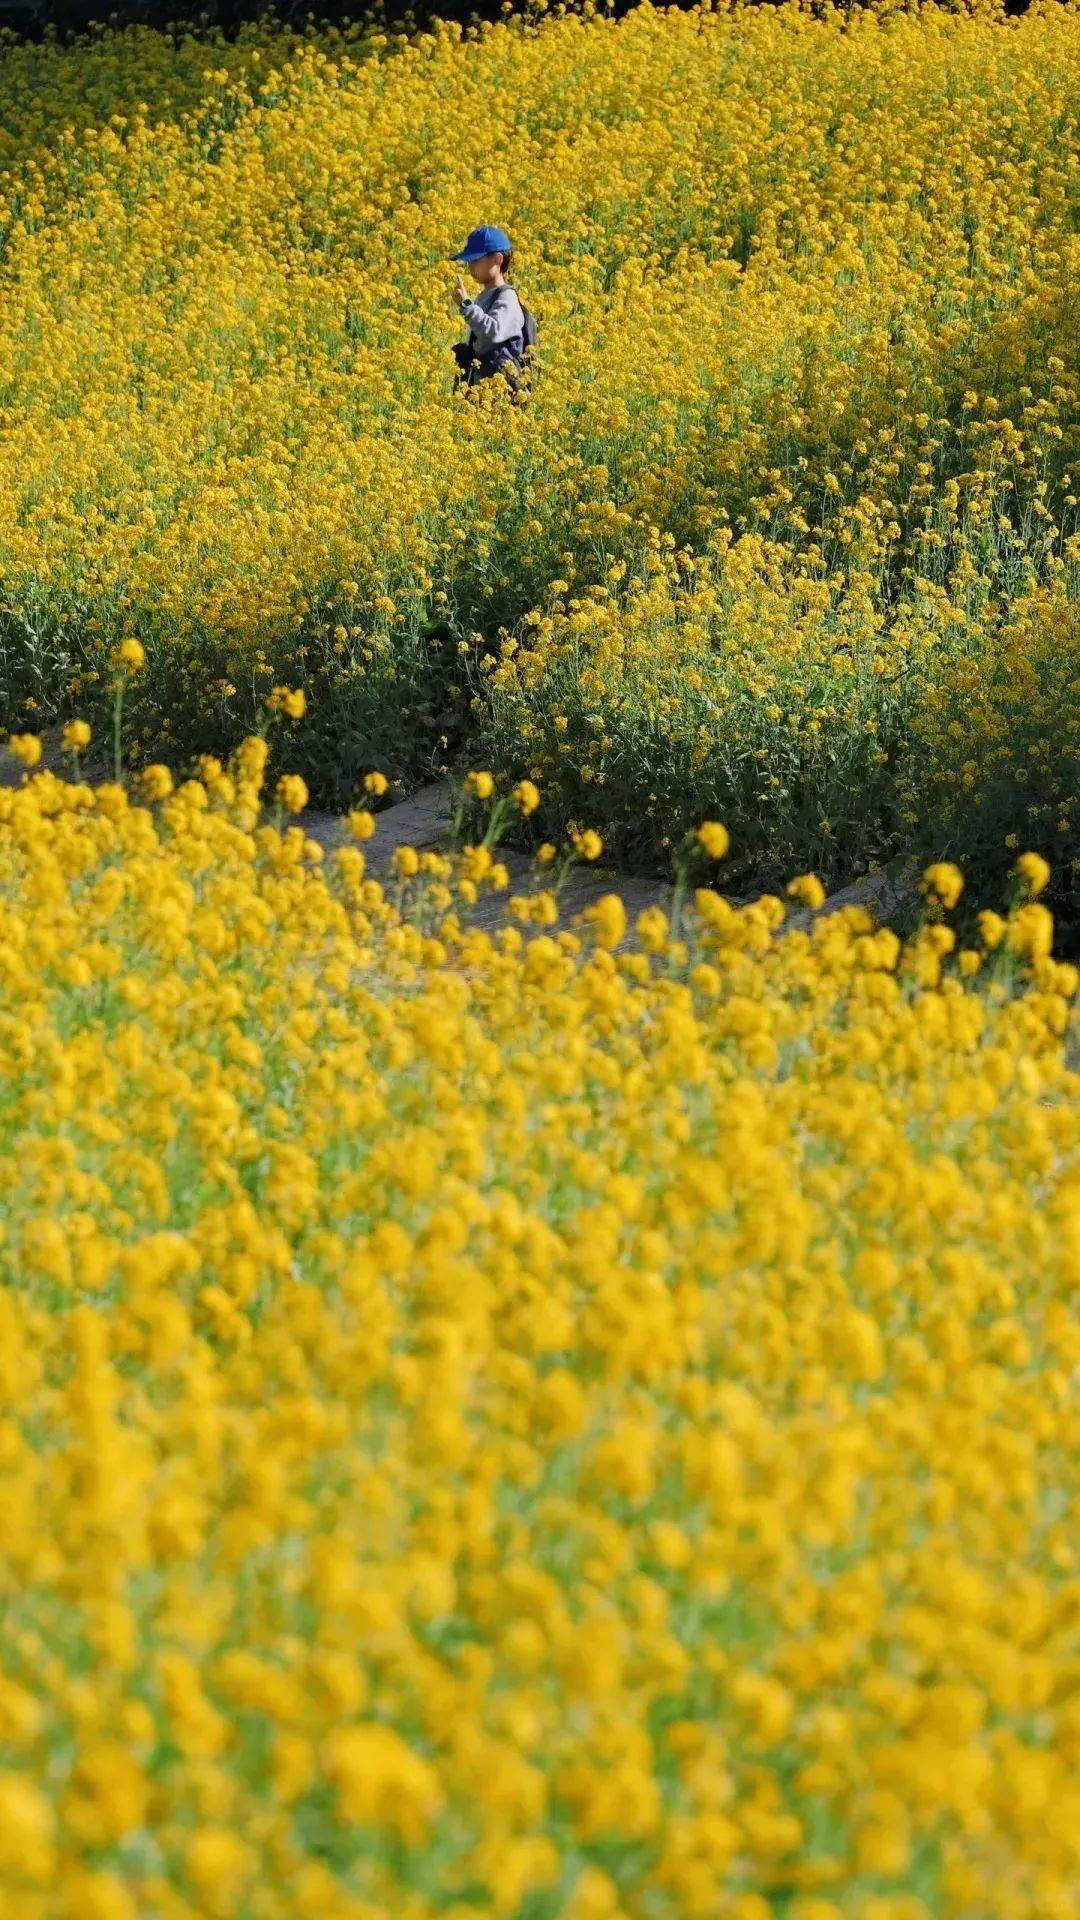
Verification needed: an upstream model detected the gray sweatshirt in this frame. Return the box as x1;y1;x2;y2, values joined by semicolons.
459;284;525;357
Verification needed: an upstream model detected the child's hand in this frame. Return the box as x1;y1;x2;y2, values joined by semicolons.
453;280;469;305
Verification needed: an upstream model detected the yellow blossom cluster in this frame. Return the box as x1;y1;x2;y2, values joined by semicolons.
0;0;1075;910
0;17;313;173
478;524;1078;906
1;751;1078;1919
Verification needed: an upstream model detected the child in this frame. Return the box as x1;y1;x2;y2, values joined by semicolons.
450;224;528;390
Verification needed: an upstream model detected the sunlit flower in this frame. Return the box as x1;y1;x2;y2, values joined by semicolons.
922;862;964;910
275;773;309;814
1014;851;1051;898
139;764;174;802
268;685;307;721
6;733;42;768
112;638;146;674
696;821;731;861
0;7;1077;1909
0;756;1074;1919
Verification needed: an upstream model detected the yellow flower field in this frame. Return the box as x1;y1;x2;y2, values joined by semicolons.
1;5;1079;1906
0;0;1076;909
1;752;1078;1919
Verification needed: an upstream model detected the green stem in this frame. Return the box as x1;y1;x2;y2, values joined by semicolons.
551;850;579;899
669;871;688;947
112;681;125;784
669;841;700;947
481;797;511;851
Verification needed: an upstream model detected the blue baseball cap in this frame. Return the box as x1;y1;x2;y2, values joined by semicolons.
451;224;512;264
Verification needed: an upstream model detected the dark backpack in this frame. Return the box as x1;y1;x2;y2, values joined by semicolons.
453;296;538;394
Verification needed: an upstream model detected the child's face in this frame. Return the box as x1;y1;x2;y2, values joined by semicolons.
469;252;503;285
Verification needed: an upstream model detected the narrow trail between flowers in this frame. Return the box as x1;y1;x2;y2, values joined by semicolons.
299;782;676;932
1;739;903;936
284;779;905;936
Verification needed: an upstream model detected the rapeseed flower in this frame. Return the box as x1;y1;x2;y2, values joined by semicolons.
923;862;965;910
0;0;1078;1901
6;732;43;768
1015;851;1051;898
267;686;307;720
0;758;1077;1917
787;873;826;910
111;639;146;674
275;773;309;814
0;0;1072;915
696;822;731;861
138;763;173;801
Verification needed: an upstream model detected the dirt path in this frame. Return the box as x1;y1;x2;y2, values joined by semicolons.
301;779;903;933
3;746;902;933
299;781;674;931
